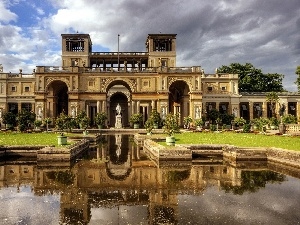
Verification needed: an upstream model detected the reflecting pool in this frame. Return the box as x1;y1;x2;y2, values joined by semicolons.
0;134;300;225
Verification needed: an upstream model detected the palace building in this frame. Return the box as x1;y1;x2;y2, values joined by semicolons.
0;33;299;127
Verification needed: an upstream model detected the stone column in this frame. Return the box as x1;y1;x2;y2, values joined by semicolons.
249;102;253;120
262;102;267;118
86;103;89;117
102;101;106;113
97;101;100;113
216;102;220;112
151;100;155;111
131;100;135;115
297;103;300;122
128;101;131;126
107;102;110;125
137;101;140;113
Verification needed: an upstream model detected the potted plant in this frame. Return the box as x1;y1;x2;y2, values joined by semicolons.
34;120;42;130
183;116;192;129
95;112;108;129
251;118;260;131
194;118;204;130
130;113;143;129
76;111;89;129
43;117;52;132
150;109;161;128
234;117;246;129
57;132;67;145
81;116;90;135
269;117;279;130
281;114;297;124
144;117;154;135
163;113;180;146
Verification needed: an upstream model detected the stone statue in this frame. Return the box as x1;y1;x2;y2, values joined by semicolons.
161;107;166;119
38;107;43;119
233;107;238;117
116;103;121;115
279;103;286;116
71;107;76;118
195;107;200;119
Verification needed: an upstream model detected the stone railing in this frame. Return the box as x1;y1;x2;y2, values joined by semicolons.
285;124;300;134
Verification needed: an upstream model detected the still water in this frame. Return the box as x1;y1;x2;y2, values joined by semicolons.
0;134;300;225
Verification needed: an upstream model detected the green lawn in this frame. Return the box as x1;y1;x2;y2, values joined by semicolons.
0;132;76;146
1;131;299;151
170;132;300;151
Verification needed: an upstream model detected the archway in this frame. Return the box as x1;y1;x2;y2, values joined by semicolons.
110;93;128;127
168;80;190;124
107;80;131;128
47;80;69;117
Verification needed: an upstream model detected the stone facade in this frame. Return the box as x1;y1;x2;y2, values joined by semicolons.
0;33;299;127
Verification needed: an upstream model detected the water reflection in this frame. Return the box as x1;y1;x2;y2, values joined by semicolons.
0;134;300;225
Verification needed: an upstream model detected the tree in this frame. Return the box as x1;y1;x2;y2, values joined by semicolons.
295;66;300;93
17;110;36;132
218;63;284;92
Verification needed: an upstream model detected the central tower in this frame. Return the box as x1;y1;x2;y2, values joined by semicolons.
61;34;92;67
146;34;177;68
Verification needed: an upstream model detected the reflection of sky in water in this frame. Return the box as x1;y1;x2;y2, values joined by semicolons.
177;177;300;225
90;205;148;224
0;176;300;224
0;186;60;225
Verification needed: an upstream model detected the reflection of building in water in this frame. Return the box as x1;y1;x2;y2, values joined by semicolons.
0;164;35;188
1;157;295;224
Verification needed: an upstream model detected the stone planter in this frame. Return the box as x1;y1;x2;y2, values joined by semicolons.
57;135;67;145
153;123;159;129
279;124;286;134
166;136;175;146
133;123;140;129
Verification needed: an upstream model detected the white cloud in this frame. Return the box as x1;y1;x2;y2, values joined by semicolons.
0;1;17;22
0;0;299;91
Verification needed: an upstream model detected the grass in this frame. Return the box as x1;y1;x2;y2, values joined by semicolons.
0;132;76;147
1;131;299;151
161;132;300;151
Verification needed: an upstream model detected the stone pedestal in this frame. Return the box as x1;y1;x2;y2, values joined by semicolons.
115;115;122;128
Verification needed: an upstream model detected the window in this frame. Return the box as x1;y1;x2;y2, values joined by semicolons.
24;86;30;92
207;86;213;91
11;86;17;92
21;103;32;112
88;81;95;86
143;81;149;87
221;86;226;91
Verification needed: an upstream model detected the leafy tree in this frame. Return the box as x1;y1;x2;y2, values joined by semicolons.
2;111;17;129
295;66;300;93
17;110;36;132
206;109;220;124
218;63;284;92
55;112;75;132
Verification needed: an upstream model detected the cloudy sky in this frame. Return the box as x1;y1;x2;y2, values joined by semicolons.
0;0;299;91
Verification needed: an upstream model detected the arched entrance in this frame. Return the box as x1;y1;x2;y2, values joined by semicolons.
106;81;132;128
110;93;128;127
168;80;190;124
47;80;69;117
